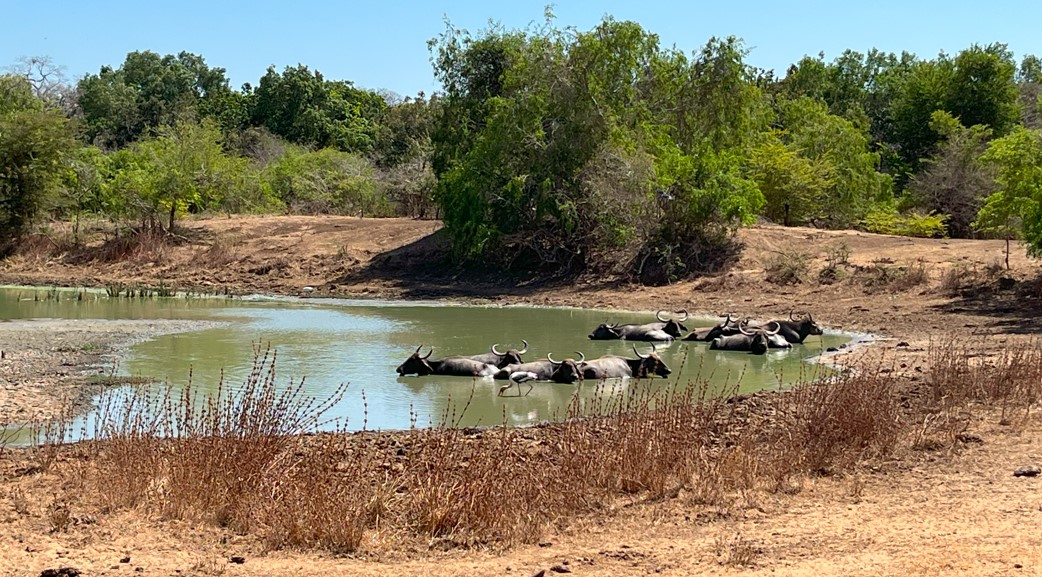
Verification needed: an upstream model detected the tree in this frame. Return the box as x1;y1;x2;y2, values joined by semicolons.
59;146;109;242
430;15;765;281
888;45;1018;185
261;147;388;216
756;97;891;228
0;75;76;251
5;56;72;107
250;65;385;152
77;51;235;148
907;111;996;238
974;126;1042;267
121;120;257;231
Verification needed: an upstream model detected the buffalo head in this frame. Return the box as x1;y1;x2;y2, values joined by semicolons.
656;309;690;338
790;311;824;339
396;345;434;376
491;339;529;366
589;322;621;340
632;343;672;378
740;320;781;355
547;351;586;384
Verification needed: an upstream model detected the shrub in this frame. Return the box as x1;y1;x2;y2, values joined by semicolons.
862;202;949;238
764;250;812;285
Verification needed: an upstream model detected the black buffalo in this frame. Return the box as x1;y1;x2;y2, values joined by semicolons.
463;340;529;368
588;310;689;342
582;343;673;379
396;346;498;377
683;313;739;341
769;312;824;344
495;352;586;384
708;321;786;355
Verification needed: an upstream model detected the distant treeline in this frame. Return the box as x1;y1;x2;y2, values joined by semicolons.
2;14;1041;281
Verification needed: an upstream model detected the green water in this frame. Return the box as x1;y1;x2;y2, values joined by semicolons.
0;286;852;433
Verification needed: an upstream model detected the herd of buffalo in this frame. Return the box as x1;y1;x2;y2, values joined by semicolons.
395;311;824;395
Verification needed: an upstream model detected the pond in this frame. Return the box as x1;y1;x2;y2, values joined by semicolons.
0;286;852;434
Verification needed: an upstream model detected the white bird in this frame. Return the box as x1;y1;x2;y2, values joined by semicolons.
498;371;537;397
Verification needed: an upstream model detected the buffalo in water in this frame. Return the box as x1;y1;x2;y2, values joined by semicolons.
588;310;689;341
396;346;498;377
496;352;587;395
709;321;788;355
582;343;673;379
495;352;587;384
463;340;529;368
770;312;824;344
683;313;738;341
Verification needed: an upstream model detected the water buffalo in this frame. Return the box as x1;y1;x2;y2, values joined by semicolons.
496;352;587;395
463;340;529;368
683;313;739;341
588;310;689;341
582;343;673;380
396;346;498;377
709;321;785;355
770;312;824;344
494;352;586;384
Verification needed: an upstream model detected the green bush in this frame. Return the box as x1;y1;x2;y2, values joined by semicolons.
261;148;392;217
862;202;949;238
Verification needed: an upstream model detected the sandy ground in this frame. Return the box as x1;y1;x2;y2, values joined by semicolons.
1;215;1041;576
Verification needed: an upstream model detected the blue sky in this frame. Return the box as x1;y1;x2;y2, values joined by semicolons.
2;1;1039;97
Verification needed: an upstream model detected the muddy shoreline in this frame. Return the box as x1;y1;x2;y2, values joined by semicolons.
0;317;223;424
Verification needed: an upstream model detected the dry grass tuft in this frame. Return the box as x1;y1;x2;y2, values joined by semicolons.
96;228;171;263
763;250;812;285
203;235;243;267
938;261;1004;296
856;258;929;292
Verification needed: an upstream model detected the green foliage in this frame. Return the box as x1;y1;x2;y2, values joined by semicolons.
77;51;235;148
888;44;1018;180
862;201;949;238
261;148;390;216
251;65;386;153
430;15;764;278
750;97;891;228
0;75;77;250
974;126;1042;256
103;120;274;230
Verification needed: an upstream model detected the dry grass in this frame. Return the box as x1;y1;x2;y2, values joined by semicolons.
763;250;812;285
856;258;930;292
25;341;1042;554
938;261;1005;296
203;234;243;267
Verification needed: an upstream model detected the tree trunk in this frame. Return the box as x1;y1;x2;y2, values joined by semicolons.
168;204;176;233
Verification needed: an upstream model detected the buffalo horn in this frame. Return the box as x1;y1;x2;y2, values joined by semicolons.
656;310;669;322
547;352;560;365
421;346;433;360
575;351;586;363
633;343;649;359
675;309;689;322
765;321;781;336
491;343;504;355
739;319;756;336
519;339;529;354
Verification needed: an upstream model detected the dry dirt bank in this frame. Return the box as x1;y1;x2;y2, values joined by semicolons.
1;215;1041;576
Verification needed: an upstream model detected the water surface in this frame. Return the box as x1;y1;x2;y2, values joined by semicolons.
0;286;850;433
